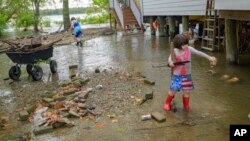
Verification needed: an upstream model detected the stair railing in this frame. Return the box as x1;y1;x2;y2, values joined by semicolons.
113;0;124;28
129;0;142;28
109;0;114;8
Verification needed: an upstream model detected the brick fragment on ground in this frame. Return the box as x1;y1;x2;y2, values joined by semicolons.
19;111;29;121
33;126;53;135
151;112;166;122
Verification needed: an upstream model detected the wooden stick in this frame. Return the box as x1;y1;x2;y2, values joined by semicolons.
152;61;190;68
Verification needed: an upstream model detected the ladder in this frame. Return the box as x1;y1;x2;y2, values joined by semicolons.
201;0;223;51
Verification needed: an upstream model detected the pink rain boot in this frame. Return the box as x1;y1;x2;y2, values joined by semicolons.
164;95;174;111
183;96;191;112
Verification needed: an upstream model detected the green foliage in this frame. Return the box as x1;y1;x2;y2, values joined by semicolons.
92;0;109;12
79;13;109;24
79;0;109;24
15;12;34;28
55;21;63;26
41;18;51;27
0;0;31;34
0;15;7;35
85;7;102;15
41;7;88;16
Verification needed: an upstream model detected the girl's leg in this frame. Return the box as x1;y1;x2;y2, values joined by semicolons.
182;90;191;112
164;91;176;111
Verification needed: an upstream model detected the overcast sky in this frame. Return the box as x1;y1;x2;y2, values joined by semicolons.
43;0;93;9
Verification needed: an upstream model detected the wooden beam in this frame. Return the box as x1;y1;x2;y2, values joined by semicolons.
169;16;176;40
182;16;189;32
219;10;250;21
225;19;239;64
158;16;166;37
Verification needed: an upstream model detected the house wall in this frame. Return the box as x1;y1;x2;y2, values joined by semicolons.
142;0;207;16
215;0;250;10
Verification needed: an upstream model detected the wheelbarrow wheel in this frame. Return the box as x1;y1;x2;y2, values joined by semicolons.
32;66;43;81
26;64;33;75
50;60;57;73
9;66;21;81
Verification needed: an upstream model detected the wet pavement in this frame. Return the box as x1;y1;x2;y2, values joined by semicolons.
0;30;250;141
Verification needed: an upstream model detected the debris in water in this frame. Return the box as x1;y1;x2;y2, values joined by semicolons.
227;77;239;83
220;74;230;80
144;79;155;85
206;69;217;75
141;114;152;121
95;122;105;128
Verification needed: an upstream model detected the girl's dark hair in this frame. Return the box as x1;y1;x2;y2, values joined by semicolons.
71;17;76;21
173;34;189;49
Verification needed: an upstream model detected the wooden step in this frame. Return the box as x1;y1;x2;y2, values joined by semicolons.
216;36;224;39
205;19;215;21
202;37;214;41
204;28;214;31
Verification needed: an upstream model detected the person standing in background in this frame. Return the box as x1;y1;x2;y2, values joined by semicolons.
68;17;83;47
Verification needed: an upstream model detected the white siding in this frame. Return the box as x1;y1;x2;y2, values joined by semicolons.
142;0;207;16
215;0;250;10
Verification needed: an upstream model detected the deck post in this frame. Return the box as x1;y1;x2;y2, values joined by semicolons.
182;16;189;32
225;19;239;64
150;16;156;35
169;16;175;40
158;16;166;37
110;13;112;29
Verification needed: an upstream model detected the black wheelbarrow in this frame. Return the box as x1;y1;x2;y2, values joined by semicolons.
6;45;57;81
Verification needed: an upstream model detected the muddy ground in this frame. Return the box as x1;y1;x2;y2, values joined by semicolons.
0;66;152;141
0;29;156;141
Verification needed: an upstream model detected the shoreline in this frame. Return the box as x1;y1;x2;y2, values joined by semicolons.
0;27;115;49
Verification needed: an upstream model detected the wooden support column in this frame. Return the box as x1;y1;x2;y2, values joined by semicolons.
114;19;117;30
158;16;166;37
150;16;156;35
169;16;175;40
225;19;239;64
182;16;189;33
109;13;112;29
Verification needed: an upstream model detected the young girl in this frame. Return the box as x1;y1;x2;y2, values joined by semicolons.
164;34;217;112
69;17;83;46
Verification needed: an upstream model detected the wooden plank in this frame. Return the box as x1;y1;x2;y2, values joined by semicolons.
143;0;206;16
225;19;239;64
219;10;250;21
215;0;250;11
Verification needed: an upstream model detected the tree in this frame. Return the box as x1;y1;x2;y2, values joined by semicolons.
63;0;70;30
30;0;55;32
0;0;30;35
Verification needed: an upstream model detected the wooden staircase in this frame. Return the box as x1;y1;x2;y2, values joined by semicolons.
123;8;138;28
109;0;142;31
201;0;223;51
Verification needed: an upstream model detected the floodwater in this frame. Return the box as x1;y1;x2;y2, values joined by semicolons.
0;29;250;141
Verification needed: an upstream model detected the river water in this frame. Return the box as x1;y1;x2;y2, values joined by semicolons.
0;28;250;140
